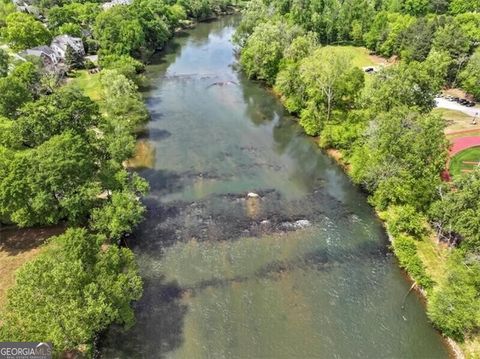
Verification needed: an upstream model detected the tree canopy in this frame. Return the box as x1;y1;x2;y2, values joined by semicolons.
2;12;52;51
0;228;143;354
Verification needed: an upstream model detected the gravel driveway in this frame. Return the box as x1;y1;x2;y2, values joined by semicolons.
435;97;479;117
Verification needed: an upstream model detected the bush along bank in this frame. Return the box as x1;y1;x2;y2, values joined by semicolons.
0;0;239;356
233;1;480;356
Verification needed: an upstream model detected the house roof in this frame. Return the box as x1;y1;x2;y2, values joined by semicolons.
51;35;83;51
23;46;56;56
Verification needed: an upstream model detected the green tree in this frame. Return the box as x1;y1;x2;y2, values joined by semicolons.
91;191;145;241
94;7;145;56
299;47;364;127
275;33;317;114
428;252;480;340
385;204;427;237
130;0;173;51
240;21;303;85
364;12;414;57
178;0;212;19
0;48;8;77
0;132;99;226
430;169;480;250
453;12;480;46
99;54;145;80
399;17;435;62
0;77;32;118
48;2;100;30
350;107;448;210
459;48;480;99
0;116;19;148
366;59;445;113
2;12;52;51
99;70;149;162
15;88;99;148
0;228;143;354
57;22;83;37
403;0;429;15
432;20;471;85
0;0;15;27
10;61;41;95
449;0;480;14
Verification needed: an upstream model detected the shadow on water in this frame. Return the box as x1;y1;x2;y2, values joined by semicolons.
100;277;187;359
140;169;185;195
137;128;172;141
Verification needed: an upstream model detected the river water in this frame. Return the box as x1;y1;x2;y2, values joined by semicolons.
101;15;449;359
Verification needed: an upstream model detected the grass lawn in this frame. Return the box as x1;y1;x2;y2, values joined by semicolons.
0;226;64;306
415;235;450;285
68;70;103;103
433;108;477;134
446;129;480;140
322;45;383;68
449;146;480;178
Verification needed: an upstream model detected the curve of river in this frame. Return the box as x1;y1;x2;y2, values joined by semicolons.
101;15;450;358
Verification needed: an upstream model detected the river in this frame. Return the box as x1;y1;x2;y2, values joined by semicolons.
100;15;450;359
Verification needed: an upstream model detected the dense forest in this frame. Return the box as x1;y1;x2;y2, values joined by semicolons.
234;0;480;351
0;0;236;355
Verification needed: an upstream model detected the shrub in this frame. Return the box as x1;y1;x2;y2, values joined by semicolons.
385;205;427;238
392;234;434;290
428;252;480;341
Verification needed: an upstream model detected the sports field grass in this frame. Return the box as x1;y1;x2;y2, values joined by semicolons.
449;146;480;178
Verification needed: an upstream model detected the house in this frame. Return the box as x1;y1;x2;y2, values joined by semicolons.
12;0;43;20
102;0;132;10
20;46;59;66
51;35;85;61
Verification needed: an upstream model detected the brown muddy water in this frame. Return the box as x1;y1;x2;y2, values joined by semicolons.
100;15;450;359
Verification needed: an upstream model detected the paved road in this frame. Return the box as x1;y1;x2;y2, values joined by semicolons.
435;97;479;117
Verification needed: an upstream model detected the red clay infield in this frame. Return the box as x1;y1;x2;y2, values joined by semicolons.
449;137;480;156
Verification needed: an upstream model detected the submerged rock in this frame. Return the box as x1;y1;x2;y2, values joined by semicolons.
280;219;311;230
294;220;311;228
